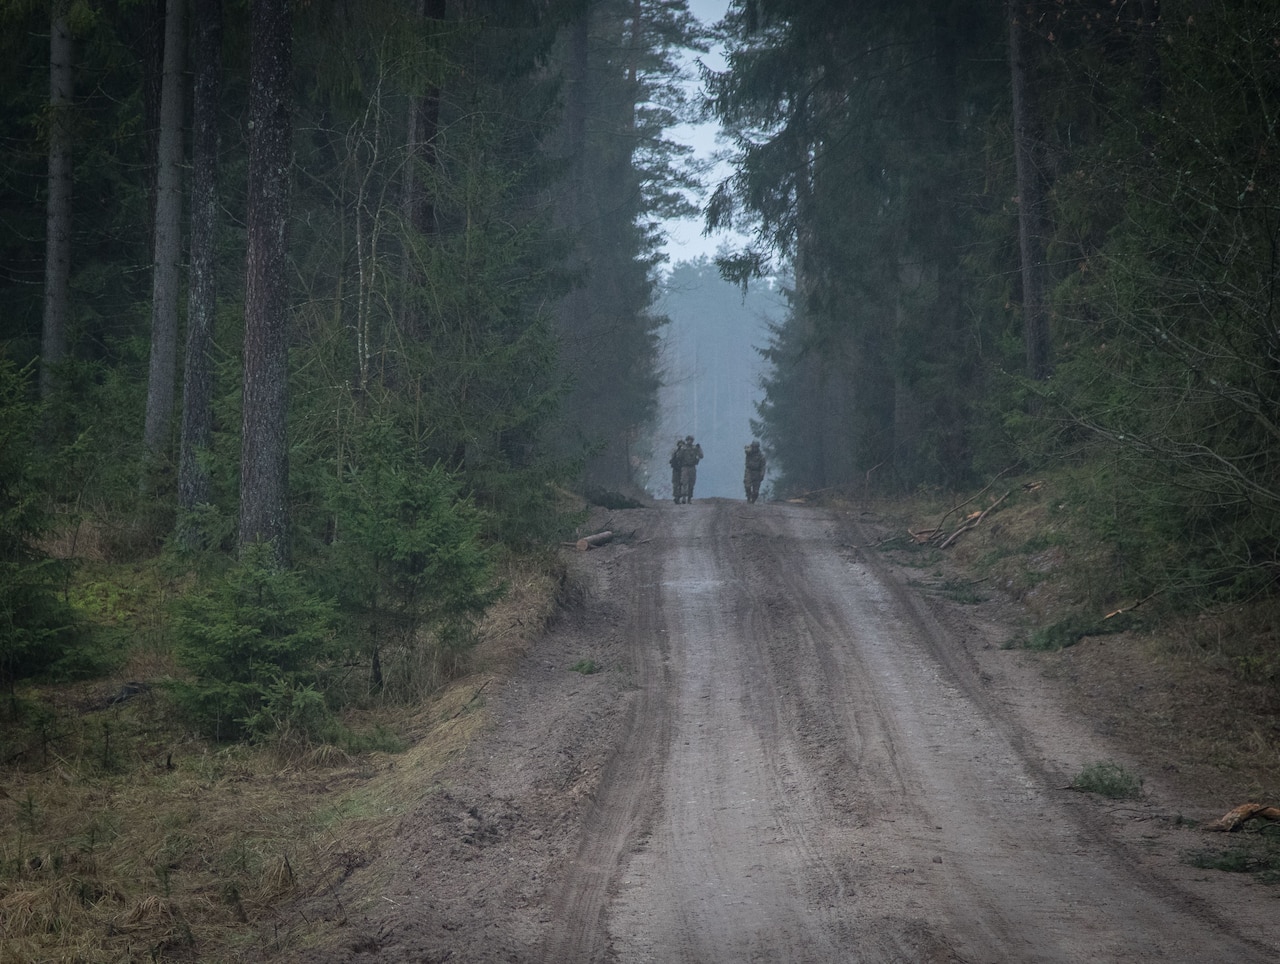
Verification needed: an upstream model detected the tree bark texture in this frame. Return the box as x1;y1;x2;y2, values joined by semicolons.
178;0;222;534
398;0;447;342
142;0;187;473
1008;0;1052;382
404;0;445;237
41;0;74;402
239;0;292;561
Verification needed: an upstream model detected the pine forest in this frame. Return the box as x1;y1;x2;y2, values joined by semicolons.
1;0;1279;888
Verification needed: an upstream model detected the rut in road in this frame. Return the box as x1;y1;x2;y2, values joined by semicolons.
538;501;1277;964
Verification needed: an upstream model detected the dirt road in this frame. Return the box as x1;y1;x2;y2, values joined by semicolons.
322;500;1279;963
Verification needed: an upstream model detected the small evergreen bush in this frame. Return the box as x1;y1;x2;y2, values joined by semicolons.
319;420;503;701
170;544;338;742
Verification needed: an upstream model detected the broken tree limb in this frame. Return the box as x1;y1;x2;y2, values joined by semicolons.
1204;803;1280;832
937;490;1011;550
1104;590;1161;620
928;466;1016;537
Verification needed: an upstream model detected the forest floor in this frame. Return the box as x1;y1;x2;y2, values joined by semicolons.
281;486;1280;963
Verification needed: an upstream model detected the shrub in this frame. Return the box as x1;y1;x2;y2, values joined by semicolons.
0;358;78;696
170;544;338;741
1071;760;1143;799
1024;611;1140;651
319;420;502;701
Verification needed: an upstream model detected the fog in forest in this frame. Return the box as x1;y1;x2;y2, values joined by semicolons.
640;257;787;501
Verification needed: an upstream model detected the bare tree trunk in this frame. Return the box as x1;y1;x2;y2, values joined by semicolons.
41;0;74;403
142;0;188;483
1136;0;1162;151
1008;0;1052;382
239;0;293;563
893;257;925;484
178;0;222;545
398;0;447;344
403;0;445;237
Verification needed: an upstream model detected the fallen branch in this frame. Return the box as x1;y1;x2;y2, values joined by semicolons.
1103;590;1161;620
928;466;1016;537
448;679;493;721
937;490;1011;550
1204;803;1280;832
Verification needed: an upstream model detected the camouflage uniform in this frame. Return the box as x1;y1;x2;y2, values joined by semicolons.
678;435;703;503
668;439;686;503
743;440;766;503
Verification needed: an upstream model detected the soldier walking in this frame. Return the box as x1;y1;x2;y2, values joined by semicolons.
678;435;703;503
668;438;686;503
743;440;766;503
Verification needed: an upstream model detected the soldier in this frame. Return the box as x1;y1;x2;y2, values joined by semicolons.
668;437;686;503
679;435;704;503
743;439;766;503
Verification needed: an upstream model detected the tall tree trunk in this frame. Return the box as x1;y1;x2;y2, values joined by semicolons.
41;0;74;404
561;10;589;232
792;159;829;491
552;7;591;350
178;0;222;544
893;256;924;485
398;0;447;343
239;0;293;562
403;0;445;238
1136;0;1162;151
142;0;187;482
1008;0;1051;382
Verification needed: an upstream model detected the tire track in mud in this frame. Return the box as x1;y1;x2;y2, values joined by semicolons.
601;506;857;963
750;505;1278;963
535;510;676;964
538;501;1279;963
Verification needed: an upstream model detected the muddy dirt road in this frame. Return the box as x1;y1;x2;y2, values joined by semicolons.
322;500;1279;963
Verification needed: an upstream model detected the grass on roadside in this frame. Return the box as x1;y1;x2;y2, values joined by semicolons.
0;552;561;961
1071;760;1144;799
1184;824;1280;884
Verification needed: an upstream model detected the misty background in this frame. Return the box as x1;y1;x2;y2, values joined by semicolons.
639;0;781;503
641;258;785;501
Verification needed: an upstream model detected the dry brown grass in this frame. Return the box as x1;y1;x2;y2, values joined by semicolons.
0;551;557;962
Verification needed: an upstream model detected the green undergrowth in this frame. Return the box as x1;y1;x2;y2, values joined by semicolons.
1071;760;1144;799
867;469;1280;698
858;470;1280;866
1185;824;1280;884
1013;610;1145;652
0;545;562;961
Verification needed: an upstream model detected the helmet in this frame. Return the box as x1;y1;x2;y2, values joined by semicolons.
685;435;694;443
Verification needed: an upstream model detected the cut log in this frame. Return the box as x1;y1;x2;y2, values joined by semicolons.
574;530;614;551
1204;803;1280;832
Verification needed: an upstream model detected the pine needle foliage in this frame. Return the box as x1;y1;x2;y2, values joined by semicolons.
170;544;338;742
317;417;503;702
0;358;78;694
